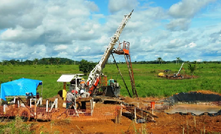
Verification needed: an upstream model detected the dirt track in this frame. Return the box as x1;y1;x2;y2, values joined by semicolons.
30;94;221;134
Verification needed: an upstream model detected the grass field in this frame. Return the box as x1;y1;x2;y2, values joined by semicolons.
0;63;221;99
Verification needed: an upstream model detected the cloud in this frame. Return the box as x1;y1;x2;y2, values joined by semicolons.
167;0;216;31
169;0;216;18
0;25;44;43
0;0;220;62
54;45;68;51
0;0;46;29
185;42;197;48
108;0;138;13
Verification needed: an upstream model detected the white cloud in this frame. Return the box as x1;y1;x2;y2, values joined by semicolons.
185;42;197;48
169;0;216;18
197;59;202;62
0;25;44;42
0;0;220;62
108;0;138;13
189;42;197;48
54;45;68;51
167;0;216;31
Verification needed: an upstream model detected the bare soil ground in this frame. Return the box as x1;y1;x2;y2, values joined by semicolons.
30;104;221;134
1;91;221;133
29;92;221;134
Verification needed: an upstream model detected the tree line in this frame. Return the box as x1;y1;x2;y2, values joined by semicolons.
0;58;80;65
0;57;220;66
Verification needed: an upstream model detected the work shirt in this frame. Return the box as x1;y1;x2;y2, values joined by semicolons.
66;92;75;102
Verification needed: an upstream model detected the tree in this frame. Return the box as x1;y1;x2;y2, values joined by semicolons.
188;62;197;78
176;57;181;65
2;60;8;65
24;60;33;65
55;58;60;65
157;57;163;64
49;57;54;65
45;59;50;65
33;58;39;65
79;59;96;75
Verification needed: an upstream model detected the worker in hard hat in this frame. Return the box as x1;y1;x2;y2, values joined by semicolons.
79;79;90;98
66;90;76;109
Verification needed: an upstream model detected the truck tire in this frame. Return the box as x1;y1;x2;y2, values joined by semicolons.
19;108;30;121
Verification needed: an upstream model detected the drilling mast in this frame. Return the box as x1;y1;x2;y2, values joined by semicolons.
86;10;134;94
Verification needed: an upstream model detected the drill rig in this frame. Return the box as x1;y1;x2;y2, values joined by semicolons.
86;10;134;96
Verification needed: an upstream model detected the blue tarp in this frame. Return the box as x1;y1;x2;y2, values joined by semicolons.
0;78;42;101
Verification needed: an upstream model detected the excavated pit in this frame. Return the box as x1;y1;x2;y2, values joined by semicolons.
165;104;221;115
162;91;221;116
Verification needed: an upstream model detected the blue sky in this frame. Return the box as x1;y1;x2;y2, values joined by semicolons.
0;0;220;62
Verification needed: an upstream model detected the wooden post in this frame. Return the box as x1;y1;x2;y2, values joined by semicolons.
115;107;120;124
90;98;94;116
40;97;42;105
30;98;32;107
120;103;122;116
46;99;48;112
17;99;20;108
3;104;6;114
35;99;37;117
134;107;137;124
55;98;58;111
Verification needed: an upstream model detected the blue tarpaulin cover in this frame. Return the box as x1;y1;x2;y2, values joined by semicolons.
0;78;42;101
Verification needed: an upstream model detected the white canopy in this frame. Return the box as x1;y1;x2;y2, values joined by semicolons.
57;74;84;82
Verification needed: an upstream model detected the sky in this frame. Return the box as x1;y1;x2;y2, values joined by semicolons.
0;0;221;62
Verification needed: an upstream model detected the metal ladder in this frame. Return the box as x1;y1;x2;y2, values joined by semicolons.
124;54;138;97
113;41;138;98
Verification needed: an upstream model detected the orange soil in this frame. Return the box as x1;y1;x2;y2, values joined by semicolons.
30;103;221;134
29;95;221;134
1;93;221;133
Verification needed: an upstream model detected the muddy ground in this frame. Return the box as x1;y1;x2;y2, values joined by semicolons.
30;94;221;134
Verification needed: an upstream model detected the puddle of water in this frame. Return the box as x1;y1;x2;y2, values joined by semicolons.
165;104;221;115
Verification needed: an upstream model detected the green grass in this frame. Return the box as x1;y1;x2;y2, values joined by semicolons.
0;116;33;134
0;63;221;99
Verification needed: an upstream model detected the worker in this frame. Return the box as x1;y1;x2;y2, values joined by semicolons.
79;79;90;98
80;79;86;91
66;90;76;109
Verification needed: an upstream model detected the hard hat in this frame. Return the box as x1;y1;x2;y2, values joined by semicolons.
80;80;85;84
81;78;85;80
80;90;85;94
72;90;78;94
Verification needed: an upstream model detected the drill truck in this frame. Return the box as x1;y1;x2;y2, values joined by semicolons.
86;10;134;97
